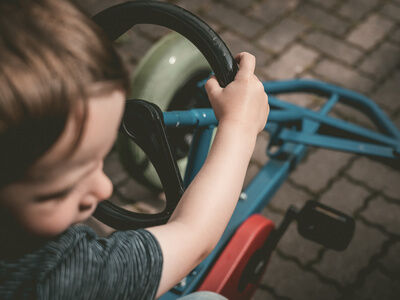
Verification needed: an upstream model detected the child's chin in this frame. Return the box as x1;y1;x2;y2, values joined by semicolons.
28;226;71;238
20;218;72;238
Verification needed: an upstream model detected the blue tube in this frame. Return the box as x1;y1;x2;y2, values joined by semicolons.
263;79;400;139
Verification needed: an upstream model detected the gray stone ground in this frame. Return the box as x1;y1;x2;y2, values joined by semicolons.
81;0;400;299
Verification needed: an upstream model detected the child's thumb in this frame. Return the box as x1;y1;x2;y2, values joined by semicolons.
205;76;222;97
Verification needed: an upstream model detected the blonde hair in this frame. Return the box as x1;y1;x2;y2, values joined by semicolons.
0;0;129;187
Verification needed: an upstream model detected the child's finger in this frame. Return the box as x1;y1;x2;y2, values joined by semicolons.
205;76;222;96
235;52;256;80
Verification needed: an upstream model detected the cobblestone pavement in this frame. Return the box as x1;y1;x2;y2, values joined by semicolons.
81;0;400;299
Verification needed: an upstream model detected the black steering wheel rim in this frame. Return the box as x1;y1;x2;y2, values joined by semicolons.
92;1;238;230
92;0;238;87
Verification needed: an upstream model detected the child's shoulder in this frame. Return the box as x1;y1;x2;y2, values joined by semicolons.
1;226;163;299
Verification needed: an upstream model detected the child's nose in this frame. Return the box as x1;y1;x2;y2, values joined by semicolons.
79;171;113;212
88;162;113;202
92;170;113;201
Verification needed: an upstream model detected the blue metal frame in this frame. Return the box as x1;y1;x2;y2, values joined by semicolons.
160;79;400;299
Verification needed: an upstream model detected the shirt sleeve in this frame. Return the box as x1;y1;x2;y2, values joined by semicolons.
37;226;163;300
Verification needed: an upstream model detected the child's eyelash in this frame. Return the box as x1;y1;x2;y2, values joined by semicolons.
35;187;73;202
34;162;100;202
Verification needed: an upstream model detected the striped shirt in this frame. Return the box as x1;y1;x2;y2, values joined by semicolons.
0;225;163;300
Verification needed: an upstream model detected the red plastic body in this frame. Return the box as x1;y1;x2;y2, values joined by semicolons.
198;214;275;300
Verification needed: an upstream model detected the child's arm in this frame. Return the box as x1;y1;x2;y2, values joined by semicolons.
146;52;269;297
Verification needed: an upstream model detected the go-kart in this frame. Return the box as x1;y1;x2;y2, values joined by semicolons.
90;2;400;299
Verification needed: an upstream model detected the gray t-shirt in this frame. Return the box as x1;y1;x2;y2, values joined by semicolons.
0;225;163;300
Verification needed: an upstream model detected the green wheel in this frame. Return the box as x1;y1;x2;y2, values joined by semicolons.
117;32;212;190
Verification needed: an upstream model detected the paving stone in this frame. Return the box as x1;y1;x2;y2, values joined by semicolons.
188;15;222;34
338;0;379;21
313;221;386;285
263;44;319;79
104;150;129;185
248;0;300;26
272;92;318;109
309;0;339;9
204;3;264;38
313;59;374;93
278;222;323;265
255;69;270;82
257;18;308;53
380;2;400;22
379;242;400;274
346;157;400;199
220;31;271;68
174;0;212;13
261;207;285;225
252;131;270;166
293;80;333;110
391;26;400;44
319;177;369;216
359;42;400;78
220;0;254;11
299;73;318;80
243;162;262;189
372;70;400;112
328;101;378;130
251;288;276;300
347;14;394;49
260;253;340;300
295;3;350;35
353;270;400;300
395;115;400;129
290;149;354;193
361;196;400;235
268;182;311;212
303;31;363;64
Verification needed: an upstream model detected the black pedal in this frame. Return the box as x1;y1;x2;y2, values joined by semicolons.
296;201;355;251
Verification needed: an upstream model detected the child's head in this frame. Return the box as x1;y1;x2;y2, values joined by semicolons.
0;0;129;237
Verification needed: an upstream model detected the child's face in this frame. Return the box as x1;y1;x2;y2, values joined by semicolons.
0;90;125;237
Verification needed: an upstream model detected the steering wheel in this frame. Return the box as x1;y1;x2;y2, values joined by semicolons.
92;0;238;230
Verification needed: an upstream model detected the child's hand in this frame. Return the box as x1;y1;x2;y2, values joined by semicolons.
205;52;269;135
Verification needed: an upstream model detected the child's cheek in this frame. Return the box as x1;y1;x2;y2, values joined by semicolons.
18;201;77;237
